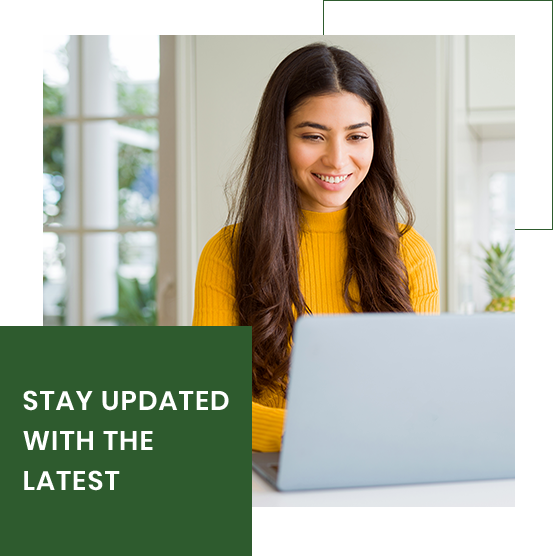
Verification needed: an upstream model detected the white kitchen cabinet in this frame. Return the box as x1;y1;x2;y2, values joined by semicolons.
467;36;515;139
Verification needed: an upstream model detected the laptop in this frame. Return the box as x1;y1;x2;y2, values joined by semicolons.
252;313;515;491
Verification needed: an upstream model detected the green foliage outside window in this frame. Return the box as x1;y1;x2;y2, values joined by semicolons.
43;81;64;174
100;269;157;326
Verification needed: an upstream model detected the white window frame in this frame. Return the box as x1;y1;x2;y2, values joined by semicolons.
43;35;180;326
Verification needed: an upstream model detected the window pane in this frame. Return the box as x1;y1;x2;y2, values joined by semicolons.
43;233;79;325
118;120;159;227
117;232;157;326
43;35;73;117
82;120;158;228
43;124;78;227
111;35;159;117
489;172;515;246
84;232;157;326
83;35;159;118
488;171;515;301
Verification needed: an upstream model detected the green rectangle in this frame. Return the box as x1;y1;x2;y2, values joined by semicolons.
3;327;252;554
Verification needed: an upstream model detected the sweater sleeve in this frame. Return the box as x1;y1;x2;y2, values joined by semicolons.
400;227;440;314
192;228;285;452
192;228;239;327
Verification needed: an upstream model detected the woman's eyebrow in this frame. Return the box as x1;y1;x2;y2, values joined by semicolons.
346;122;371;130
295;121;330;131
295;121;371;131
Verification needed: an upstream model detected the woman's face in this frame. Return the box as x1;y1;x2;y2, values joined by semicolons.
286;92;374;213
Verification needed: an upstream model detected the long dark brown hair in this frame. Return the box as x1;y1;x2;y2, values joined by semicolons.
226;43;415;398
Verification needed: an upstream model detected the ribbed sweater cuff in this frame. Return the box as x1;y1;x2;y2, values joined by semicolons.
252;402;286;452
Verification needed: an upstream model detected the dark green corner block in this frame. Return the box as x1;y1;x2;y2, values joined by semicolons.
3;326;252;555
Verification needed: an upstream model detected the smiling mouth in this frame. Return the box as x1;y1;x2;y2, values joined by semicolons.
313;173;352;184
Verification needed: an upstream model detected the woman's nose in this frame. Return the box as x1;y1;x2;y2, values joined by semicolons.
322;140;347;170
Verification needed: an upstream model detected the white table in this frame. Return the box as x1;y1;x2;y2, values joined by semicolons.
252;470;514;507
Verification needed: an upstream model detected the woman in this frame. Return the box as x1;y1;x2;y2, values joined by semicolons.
192;43;440;452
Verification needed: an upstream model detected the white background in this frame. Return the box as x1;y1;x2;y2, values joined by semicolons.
4;1;552;554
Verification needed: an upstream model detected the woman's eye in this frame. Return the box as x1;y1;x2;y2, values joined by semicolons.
302;135;323;141
349;135;369;142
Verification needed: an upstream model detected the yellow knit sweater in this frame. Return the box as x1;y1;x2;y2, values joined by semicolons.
192;208;440;452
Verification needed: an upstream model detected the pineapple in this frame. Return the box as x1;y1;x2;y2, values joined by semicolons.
480;242;515;312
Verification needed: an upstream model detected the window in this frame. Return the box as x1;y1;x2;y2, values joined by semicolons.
473;140;515;312
452;140;515;314
488;172;515;246
43;35;160;325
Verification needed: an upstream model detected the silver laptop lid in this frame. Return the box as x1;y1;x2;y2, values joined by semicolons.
278;313;515;491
